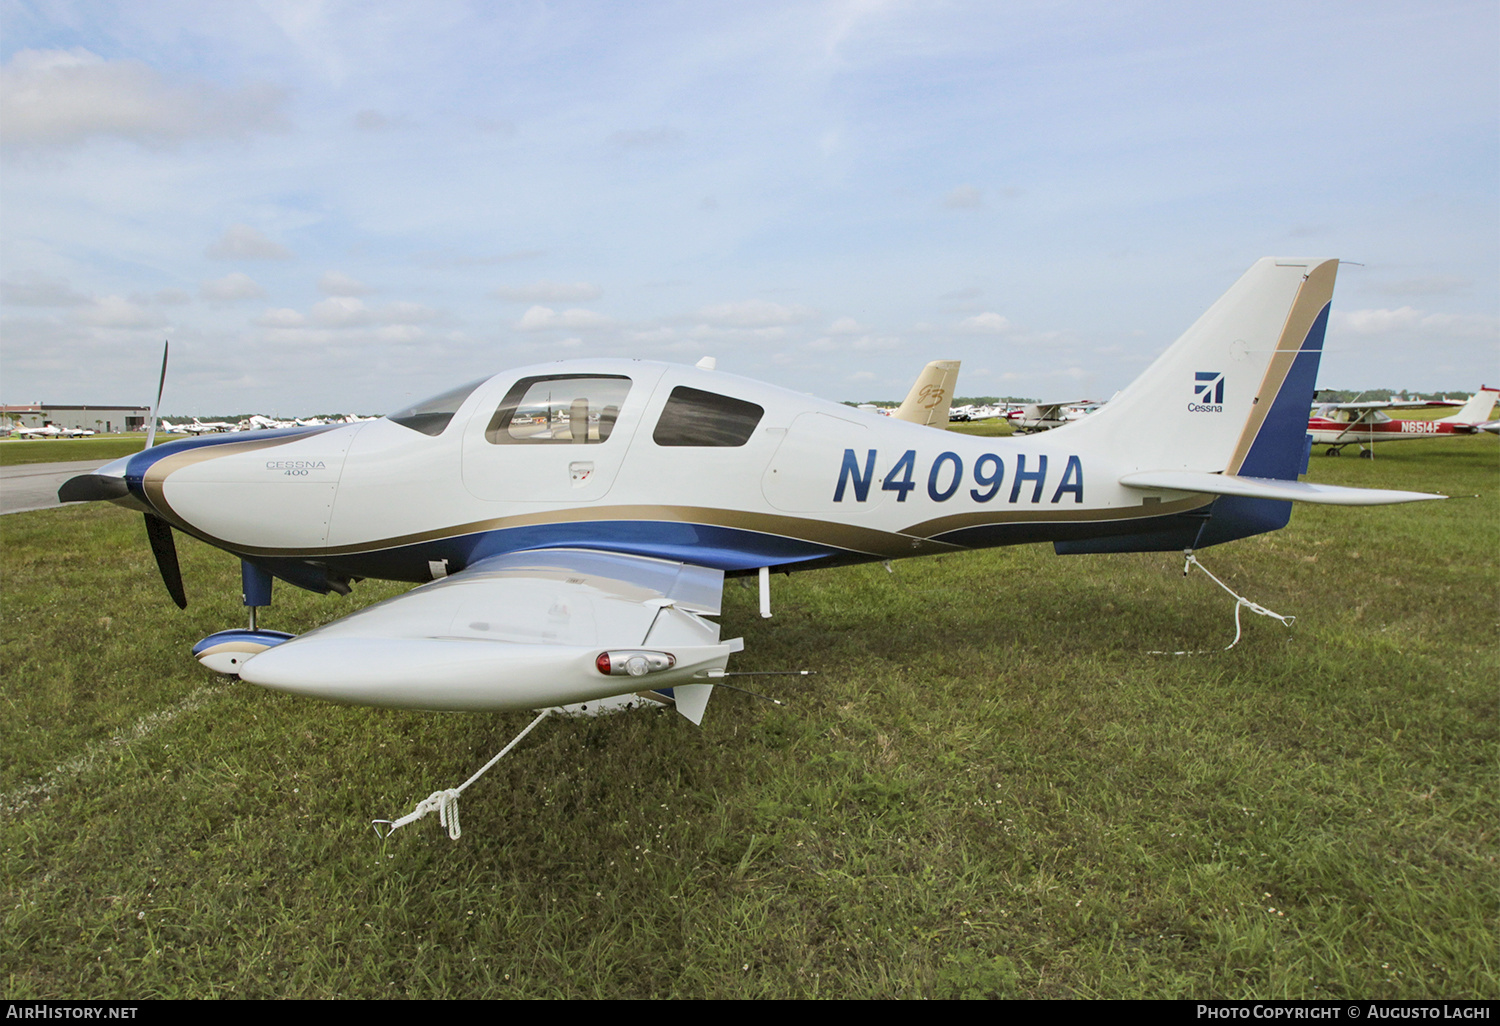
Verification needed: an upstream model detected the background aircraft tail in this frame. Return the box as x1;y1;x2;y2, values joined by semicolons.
1440;386;1499;426
892;360;961;427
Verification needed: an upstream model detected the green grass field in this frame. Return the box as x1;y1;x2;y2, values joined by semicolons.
0;436;179;467
1;433;1494;998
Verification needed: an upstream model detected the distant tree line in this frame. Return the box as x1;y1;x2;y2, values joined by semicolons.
1311;389;1476;403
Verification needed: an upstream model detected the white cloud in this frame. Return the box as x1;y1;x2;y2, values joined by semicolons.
828;316;865;334
0;48;284;150
695;300;815;328
381;301;441;325
958;312;1014;334
516;305;614;331
944;184;983;209
206;225;293;261
311;297;366;326
0;274;88;306
319;271;370;296
255;308;307;328
1332;306;1500;341
1367;276;1473;297
492;281;602;303
1334;306;1424;334
375;324;427;342
75;296;159;328
1417;312;1500;337
304;297;440;328
200;272;266;302
806;332;901;353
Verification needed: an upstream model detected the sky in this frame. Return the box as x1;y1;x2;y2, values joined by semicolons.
1;1;1496;416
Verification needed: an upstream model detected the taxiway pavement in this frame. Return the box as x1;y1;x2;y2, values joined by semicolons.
1;460;112;515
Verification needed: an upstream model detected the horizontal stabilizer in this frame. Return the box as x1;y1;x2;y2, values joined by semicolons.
1119;471;1444;506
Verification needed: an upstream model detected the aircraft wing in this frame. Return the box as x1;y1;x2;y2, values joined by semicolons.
1120;471;1444;506
1316;400;1451;410
233;548;741;719
1025;399;1094;418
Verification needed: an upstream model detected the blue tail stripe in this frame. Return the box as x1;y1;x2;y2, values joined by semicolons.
1236;303;1329;481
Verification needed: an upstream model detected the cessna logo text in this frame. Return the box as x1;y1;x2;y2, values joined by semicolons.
1191;371;1225;412
267;460;326;473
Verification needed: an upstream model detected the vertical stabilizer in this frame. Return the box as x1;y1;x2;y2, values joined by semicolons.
1065;259;1337;480
1440;386;1499;426
892;360;961;428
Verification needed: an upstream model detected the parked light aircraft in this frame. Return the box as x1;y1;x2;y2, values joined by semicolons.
14;424;95;438
950;402;1021;423
1008;399;1100;433
160;418;235;435
61;259;1441;721
1308;386;1499;456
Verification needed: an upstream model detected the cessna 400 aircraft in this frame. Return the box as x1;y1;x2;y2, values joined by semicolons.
62;259;1440;722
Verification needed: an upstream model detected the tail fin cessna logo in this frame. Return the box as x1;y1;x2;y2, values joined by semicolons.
1191;371;1224;411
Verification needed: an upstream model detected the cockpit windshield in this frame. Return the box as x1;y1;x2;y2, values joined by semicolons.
386;377;489;436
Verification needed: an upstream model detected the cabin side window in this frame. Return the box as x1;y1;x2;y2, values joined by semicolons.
387;377;489;436
652;385;764;447
484;375;632;444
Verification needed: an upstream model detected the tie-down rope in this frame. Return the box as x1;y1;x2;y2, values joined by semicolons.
1149;550;1296;655
373;708;552;841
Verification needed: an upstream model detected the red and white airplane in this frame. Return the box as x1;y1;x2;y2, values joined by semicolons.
1308;387;1500;457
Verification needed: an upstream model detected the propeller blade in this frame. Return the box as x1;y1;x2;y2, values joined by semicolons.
143;513;187;609
145;340;168;449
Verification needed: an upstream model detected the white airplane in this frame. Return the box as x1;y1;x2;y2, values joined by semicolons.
1008;399;1101;433
949;402;1018;423
14;424;95;438
238;415;284;431
61;259;1441;724
160;418;234;436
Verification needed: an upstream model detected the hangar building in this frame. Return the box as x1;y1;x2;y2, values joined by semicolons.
1;403;151;435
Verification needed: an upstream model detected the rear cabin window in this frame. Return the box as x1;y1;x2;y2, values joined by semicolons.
387;377;488;436
484;375;631;444
652;386;764;447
